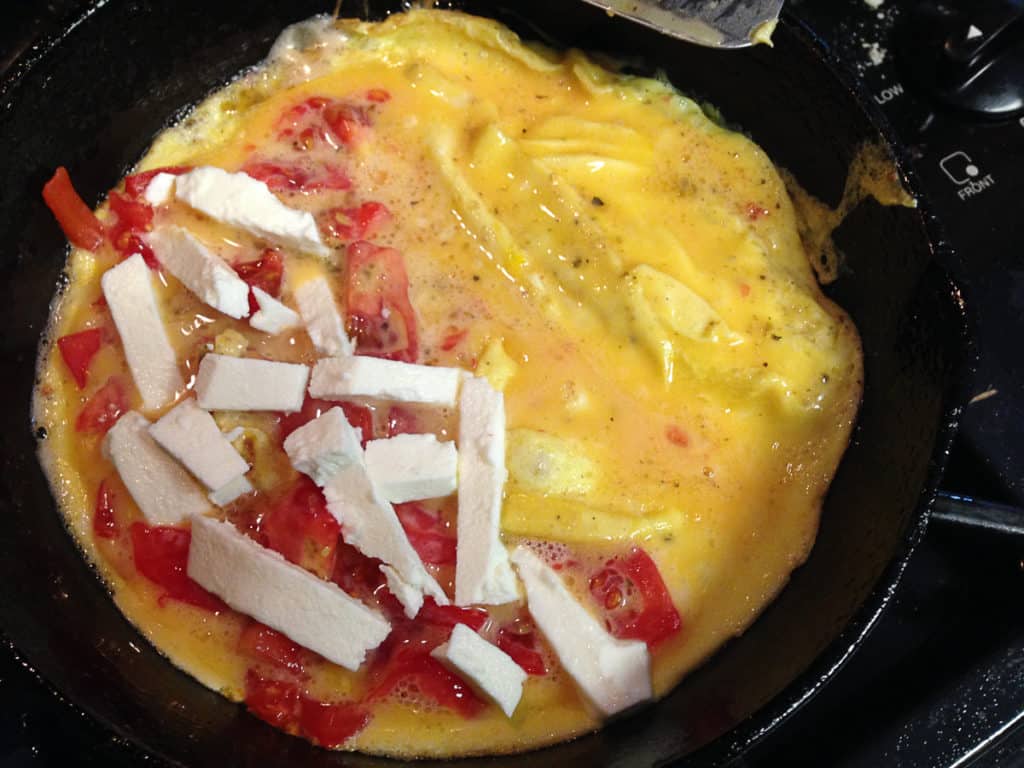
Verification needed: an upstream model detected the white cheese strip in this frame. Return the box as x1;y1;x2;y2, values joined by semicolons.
310;357;462;406
145;227;250;319
283;407;363;487
143;172;176;205
295;277;353;356
175;166;329;258
149;398;249;491
250;287;301;335
103;412;212;525
209;474;253;507
431;623;526;718
194;354;309;412
511;546;652;716
324;461;448;619
101;254;183;411
381;564;423;619
454;377;518;606
365;434;458;503
188;515;390;670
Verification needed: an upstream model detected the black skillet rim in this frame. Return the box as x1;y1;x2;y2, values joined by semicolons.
0;2;974;766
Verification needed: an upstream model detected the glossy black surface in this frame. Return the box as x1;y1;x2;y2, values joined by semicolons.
0;1;966;766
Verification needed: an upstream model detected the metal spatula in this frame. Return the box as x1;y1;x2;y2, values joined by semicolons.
578;0;784;48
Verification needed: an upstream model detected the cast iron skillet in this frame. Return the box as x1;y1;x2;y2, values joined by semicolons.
0;0;969;765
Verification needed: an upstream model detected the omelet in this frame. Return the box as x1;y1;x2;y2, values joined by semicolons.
33;9;863;758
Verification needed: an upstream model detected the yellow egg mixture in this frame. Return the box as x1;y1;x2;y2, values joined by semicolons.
33;9;862;758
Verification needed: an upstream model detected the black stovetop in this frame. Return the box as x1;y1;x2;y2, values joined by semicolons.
3;1;1024;766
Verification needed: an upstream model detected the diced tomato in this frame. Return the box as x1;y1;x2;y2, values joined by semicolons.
331;540;388;603
745;202;770;221
417;599;487;631
665;425;689;447
365;89;391;103
394;503;456;566
123;166;190;198
75;376;129;435
497;626;547;676
106;191;161;268
440;328;468;352
234;249;284;315
345;241;419;362
278;397;373;448
384;406;417;437
321;202;391;242
244;669;301;730
93;479;118;540
57;328;103;389
370;654;484;717
299;698;370;748
260;477;340;579
42;167;105;251
241;159;351;193
130;522;227;611
323;101;371;147
238;621;306;676
588;547;681;648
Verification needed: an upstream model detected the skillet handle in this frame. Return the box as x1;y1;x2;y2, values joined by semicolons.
930;491;1024;536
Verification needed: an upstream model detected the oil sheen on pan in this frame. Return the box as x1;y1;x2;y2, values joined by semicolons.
32;9;864;758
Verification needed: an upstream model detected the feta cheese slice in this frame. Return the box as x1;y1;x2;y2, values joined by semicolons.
283;407;363;487
365;434;458;503
209;474;254;507
143;172;176;205
149;398;249;491
145;227;250;319
175;166;329;258
194;354;309;412
295;277;353;356
250;287;301;335
431;623;527;718
454;377;518;606
324;461;448;618
188;515;390;670
309;357;462;406
104;412;212;525
101;254;183;410
510;546;652;716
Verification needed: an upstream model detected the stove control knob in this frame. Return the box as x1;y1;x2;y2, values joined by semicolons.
898;1;1024;118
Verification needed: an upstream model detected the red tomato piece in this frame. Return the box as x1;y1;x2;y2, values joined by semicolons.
299;698;370;748
497;627;547;676
130;523;227;611
106;191;160;268
330;540;388;603
588;548;681;648
238;621;306;676
370;655;484;717
393;503;456;566
241;159;351;193
345;241;419;362
93;479;118;540
260;477;340;579
278;397;373;448
323;101;371;147
384;406;417;437
244;669;301;731
234;249;284;315
75;376;129;435
417;598;487;631
321;202;391;242
365;89;391;103
42;167;105;251
57;328;103;389
440;328;468;352
123;166;190;198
